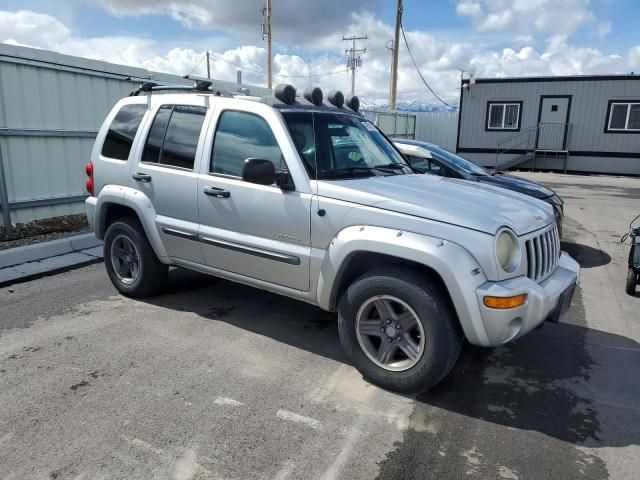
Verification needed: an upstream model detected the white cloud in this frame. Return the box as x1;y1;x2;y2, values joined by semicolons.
0;8;636;108
596;21;612;38
88;0;382;44
626;46;640;71
456;0;595;37
456;2;483;18
0;10;70;46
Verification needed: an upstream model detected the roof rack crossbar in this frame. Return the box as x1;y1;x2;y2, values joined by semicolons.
130;82;234;97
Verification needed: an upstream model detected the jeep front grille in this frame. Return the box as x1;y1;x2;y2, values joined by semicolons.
525;224;560;282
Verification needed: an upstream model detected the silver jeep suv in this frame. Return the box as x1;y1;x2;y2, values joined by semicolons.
85;81;580;393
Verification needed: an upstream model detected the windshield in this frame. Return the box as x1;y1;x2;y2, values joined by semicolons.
282;111;411;180
425;144;489;176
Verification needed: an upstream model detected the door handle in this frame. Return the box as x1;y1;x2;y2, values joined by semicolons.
203;186;231;198
132;172;152;182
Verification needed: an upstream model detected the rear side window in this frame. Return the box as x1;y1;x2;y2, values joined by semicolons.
101;104;147;160
142;105;207;170
210;111;283;177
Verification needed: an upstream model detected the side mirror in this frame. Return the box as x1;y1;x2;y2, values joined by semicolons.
242;158;294;190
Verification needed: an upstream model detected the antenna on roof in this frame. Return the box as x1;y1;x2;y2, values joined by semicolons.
469;64;477;85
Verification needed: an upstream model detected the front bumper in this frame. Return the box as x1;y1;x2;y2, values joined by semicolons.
475;252;580;346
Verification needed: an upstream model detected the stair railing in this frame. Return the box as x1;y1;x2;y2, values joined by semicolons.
494;127;537;169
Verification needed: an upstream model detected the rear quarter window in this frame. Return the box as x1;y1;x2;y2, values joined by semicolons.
101;104;147;161
142;105;207;170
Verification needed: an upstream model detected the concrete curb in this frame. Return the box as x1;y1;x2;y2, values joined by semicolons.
0;234;104;287
0;233;102;269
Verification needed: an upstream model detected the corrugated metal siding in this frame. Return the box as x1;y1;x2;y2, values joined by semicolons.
0;43;271;225
414;111;459;151
458;77;640;173
362;110;416;138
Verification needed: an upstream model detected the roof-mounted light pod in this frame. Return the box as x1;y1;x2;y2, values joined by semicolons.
328;90;344;108
194;80;212;91
346;95;360;112
274;84;297;105
304;87;324;106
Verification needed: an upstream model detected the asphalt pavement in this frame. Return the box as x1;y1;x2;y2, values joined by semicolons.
1;172;639;479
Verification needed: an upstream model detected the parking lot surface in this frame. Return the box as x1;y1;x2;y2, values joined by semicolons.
1;172;639;480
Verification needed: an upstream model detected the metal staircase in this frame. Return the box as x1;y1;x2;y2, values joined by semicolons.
494;123;573;172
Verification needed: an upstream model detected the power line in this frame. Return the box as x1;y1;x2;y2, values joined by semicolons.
210;53;346;78
185;53;206;77
278;67;347;78
209;53;264;74
192;52;348;79
400;23;457;109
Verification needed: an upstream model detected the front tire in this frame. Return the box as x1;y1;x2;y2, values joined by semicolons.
104;218;168;297
337;268;463;393
626;268;637;296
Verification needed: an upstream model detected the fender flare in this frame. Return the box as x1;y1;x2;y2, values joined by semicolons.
315;225;491;346
95;185;169;261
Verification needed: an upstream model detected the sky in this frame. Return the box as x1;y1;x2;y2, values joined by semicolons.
0;0;638;108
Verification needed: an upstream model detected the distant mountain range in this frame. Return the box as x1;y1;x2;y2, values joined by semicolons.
395;101;458;112
360;100;458;112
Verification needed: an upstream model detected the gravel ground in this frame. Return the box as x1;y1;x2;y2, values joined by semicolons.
0;214;91;250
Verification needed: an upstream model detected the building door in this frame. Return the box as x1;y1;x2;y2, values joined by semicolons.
536;96;571;151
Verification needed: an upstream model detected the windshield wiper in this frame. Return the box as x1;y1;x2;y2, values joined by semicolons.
319;163;409;178
319;166;379;178
376;163;406;170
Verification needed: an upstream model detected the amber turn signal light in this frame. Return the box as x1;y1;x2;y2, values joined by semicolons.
483;294;527;309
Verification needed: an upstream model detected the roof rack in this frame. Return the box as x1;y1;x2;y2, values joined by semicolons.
129;80;234;97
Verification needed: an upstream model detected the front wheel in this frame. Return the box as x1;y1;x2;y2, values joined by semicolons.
104;218;168;297
337;268;463;393
626;268;637;296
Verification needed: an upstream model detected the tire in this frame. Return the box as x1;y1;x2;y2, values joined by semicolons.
626;268;637;296
337;268;463;393
104;217;168;297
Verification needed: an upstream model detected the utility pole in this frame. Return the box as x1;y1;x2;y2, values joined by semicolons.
386;39;394;103
206;51;211;79
343;35;367;96
390;0;403;110
262;0;273;89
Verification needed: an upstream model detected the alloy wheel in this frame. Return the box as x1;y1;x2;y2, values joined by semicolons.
355;295;426;371
110;234;141;285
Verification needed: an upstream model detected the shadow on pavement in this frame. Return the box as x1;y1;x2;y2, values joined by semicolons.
420;321;639;448
144;268;639;450
561;241;611;268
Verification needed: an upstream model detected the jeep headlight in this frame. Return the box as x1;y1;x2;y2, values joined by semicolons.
496;228;522;273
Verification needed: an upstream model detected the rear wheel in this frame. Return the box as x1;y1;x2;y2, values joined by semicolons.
337;268;463;393
626;268;637;296
104;218;167;297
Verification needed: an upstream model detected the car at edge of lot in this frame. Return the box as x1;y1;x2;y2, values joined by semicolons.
84;83;580;393
393;139;565;237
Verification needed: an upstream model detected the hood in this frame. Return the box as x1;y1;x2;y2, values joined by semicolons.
317;174;555;236
478;173;555;199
